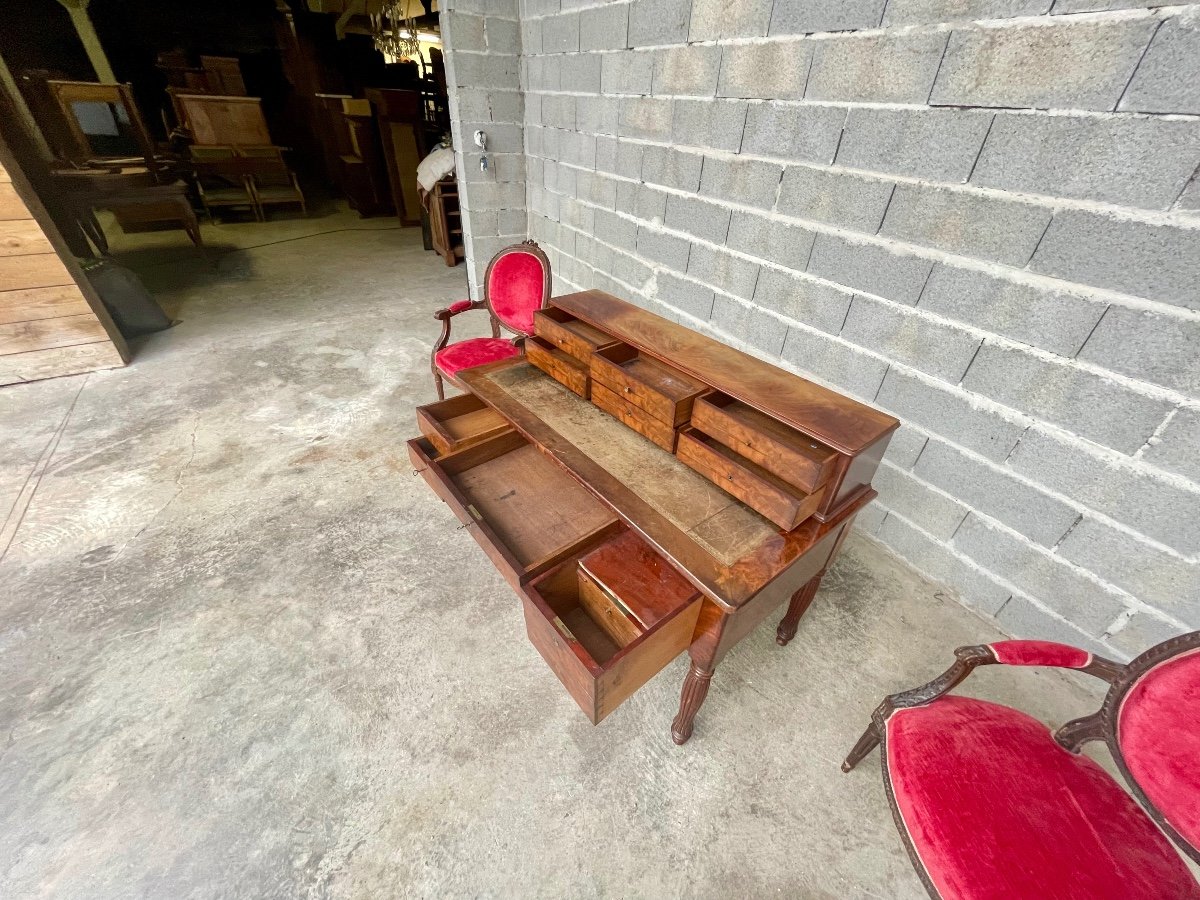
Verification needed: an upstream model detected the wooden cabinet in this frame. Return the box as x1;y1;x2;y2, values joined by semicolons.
410;290;899;742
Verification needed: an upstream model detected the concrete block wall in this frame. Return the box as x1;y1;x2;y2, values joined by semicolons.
440;0;527;299
510;0;1200;659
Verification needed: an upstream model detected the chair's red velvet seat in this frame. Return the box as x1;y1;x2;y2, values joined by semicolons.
434;337;520;378
886;695;1200;900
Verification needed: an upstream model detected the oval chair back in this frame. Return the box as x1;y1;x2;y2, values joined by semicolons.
484;241;551;337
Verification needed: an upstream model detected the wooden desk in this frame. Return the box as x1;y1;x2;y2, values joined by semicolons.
409;291;898;743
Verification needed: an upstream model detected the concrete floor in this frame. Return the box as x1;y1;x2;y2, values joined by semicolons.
0;207;1109;899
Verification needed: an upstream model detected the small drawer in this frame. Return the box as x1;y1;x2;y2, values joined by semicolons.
675;427;825;531
407;432;621;592
692;393;839;494
534;308;619;362
590;343;707;427
416;393;513;457
526;335;590;398
591;381;676;452
522;531;701;724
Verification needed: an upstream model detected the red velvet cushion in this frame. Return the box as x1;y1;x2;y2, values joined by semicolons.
989;640;1091;668
447;299;473;314
887;695;1200;899
1118;647;1200;853
487;250;545;335
434;338;520;378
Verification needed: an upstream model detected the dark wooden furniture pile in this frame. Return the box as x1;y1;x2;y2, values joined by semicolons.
410;290;898;742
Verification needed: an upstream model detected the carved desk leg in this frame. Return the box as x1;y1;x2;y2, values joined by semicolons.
776;574;821;646
671;662;714;745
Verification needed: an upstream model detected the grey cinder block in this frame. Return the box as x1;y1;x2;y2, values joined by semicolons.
561;52;603;93
664;194;732;243
1141;407;1200;484
710;295;789;356
770;0;887;35
717;39;813;101
521;17;542;54
995;595;1105;652
742;103;846;164
653;45;722;98
687;244;760;300
872;464;968;540
884;0;1051;26
576;95;619;135
971;113;1200;210
540;94;575;130
1028;210;1200;312
962;341;1174;455
929;17;1158;111
954;514;1127;635
884;425;929;470
487;16;521;53
601;50;654;95
637;225;691;272
918;262;1106;358
690;0;772;40
727;210;816;271
875;513;1012;616
542;11;580;52
855;501;887;536
841;294;982;384
805;31;948;103
700;156;784;210
453;53;520;90
835;107;994;183
753;267;852;335
1077;305;1200;398
617;181;668;223
628;0;691;46
875;366;1025;463
446;13;486;52
580;2;628;51
618;96;673;140
913;437;1079;547
806;233;934;306
1009;426;1200;556
1058;516;1200;628
1119;8;1200;115
641;145;704;192
881;183;1052;268
594;208;637;250
1105;611;1189;663
780;326;891;401
657;271;717;321
776;166;894;234
673;99;749;152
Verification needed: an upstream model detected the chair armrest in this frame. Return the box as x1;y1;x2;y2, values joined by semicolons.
434;299;484;321
988;639;1116;672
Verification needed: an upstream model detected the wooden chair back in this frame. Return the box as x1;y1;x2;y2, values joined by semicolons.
483;242;552;337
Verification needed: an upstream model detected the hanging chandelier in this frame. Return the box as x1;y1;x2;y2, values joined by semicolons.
372;0;421;61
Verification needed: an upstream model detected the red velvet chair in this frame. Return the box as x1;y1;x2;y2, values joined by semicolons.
843;632;1200;899
430;241;551;400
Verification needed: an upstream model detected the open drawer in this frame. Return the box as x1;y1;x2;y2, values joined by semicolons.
407;431;621;591
590;342;707;427
534;307;620;362
416;393;513;456
676;426;825;531
526;335;590;398
522;530;702;724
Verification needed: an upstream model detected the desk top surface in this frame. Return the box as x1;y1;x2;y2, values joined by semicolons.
464;359;871;609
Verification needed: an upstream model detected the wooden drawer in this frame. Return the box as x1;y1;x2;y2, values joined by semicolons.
591;381;676;452
534;307;619;362
416;393;513;457
522;530;701;724
590;343;707;427
691;393;838;494
407;432;621;591
526;335;589;398
675;427;824;531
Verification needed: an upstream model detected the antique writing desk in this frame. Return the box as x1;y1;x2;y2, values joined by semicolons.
409;291;898;743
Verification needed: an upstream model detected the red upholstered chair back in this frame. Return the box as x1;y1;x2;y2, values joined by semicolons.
484;242;551;337
1110;632;1200;863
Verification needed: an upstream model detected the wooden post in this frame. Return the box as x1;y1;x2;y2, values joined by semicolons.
56;0;118;84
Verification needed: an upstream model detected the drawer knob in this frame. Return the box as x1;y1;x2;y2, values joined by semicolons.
625;386;632;393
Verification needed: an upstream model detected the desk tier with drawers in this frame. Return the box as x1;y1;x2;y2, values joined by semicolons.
409;291;899;743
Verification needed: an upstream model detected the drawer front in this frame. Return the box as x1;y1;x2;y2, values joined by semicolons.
591;381;676;451
416;393;512;456
534;310;616;361
691;397;837;493
676;428;823;531
526;336;589;397
589;355;684;426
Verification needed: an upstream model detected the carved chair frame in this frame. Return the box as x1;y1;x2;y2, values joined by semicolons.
842;631;1200;898
430;240;551;399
